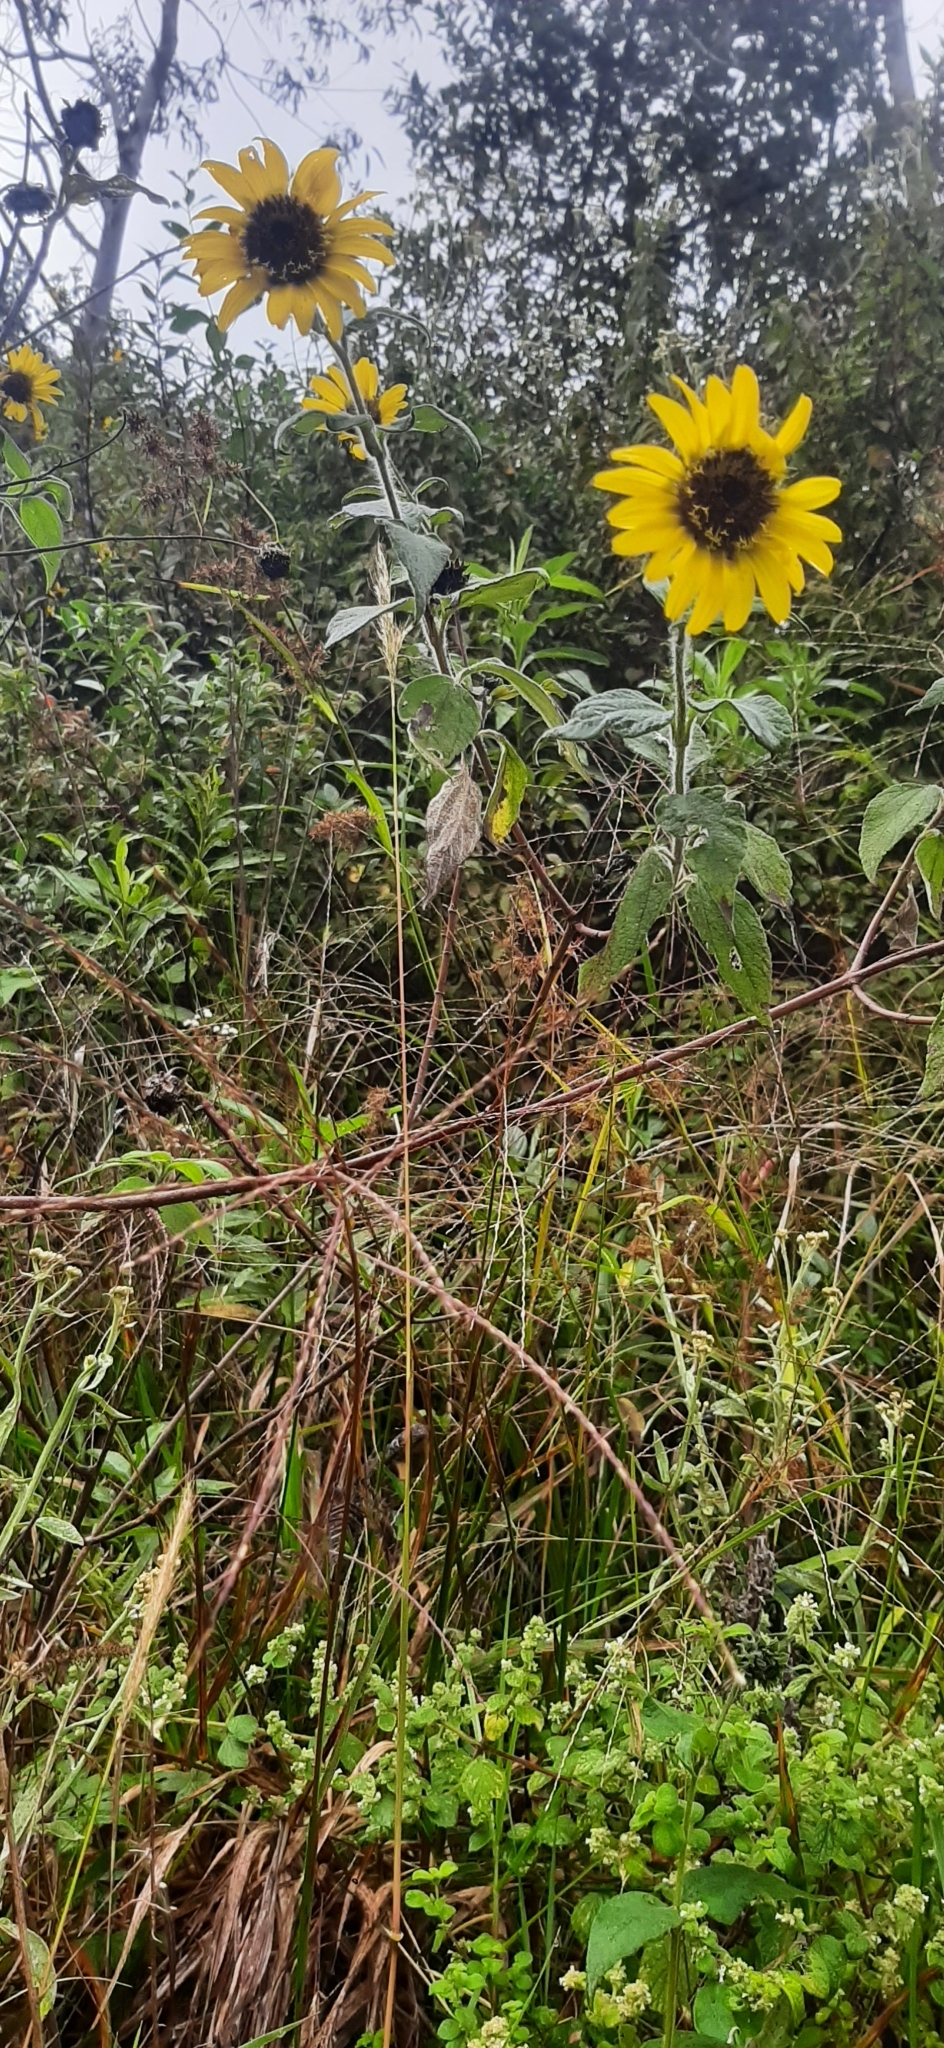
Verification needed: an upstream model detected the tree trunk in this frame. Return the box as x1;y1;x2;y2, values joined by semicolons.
880;0;916;111
74;0;180;357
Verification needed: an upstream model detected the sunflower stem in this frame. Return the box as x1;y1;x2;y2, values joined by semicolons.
669;627;692;880
329;328;403;523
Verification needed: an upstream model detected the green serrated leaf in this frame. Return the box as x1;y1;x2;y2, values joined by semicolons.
859;782;942;882
742;823;793;906
398;673;480;763
14;494;62;588
687;884;772;1019
551;688;671;745
687;817;748;902
732;691;793;749
655;791;746;840
579;846;674;1000
386;521;450;613
920;996;944;1098
585;1892;680;1994
916;830;944;916
485;738;528;843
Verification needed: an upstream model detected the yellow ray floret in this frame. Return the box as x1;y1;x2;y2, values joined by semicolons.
301;357;408;458
592;364;841;634
1;343;61;439
183;139;394;340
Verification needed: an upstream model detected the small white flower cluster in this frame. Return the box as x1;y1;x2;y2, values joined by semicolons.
830;1640;861;1672
784;1592;819;1645
468;2015;513;2048
185;1005;238;1039
146;1641;188;1736
589;1963;649;2027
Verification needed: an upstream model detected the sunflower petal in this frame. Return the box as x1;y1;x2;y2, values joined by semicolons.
729;365;761;444
670;375;712;448
704;375;732;445
292;147;341;213
202;157;256;205
378;384;408;423
238;141;288;202
722;556;756;632
779;475;842;510
775;394;812;456
686;555;726;635
608;445;684;477
662;542;704;620
312;281;344;340
352;357;379;403
216;274;263;330
647;393;703;462
751;544;794;624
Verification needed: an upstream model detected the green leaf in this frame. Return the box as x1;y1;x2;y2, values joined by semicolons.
472;660;563;728
917;675;944;712
1;429;31;481
920;996;944;1098
687;884;772;1019
169;306;208;333
0;968;38;1003
14;494;62;587
681;1864;795;1926
655;792;745;840
36;1513;84;1546
410;403;482;464
579;846;674;1000
386;520;451;613
460;569;546;610
324;602;399;649
732;692;793;749
693;1984;741;2043
916;830;944;916
459;1756;505;1819
550;688;671;745
226;1713;259;1744
585;1892;679;1994
687;817;748;902
859;782;942;882
398;673;480;764
485;738;529;844
802;1935;845;1999
0;1920;56;2015
742;823;793;906
217;1734;250;1769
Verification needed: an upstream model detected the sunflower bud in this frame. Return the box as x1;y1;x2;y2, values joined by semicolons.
60;100;104;151
257;543;291;581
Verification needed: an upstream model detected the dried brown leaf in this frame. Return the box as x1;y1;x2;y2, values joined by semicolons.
423;763;482;905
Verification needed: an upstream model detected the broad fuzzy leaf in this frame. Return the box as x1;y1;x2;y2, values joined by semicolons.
324;602;398;649
579;845;674;1000
385;521;451;613
859;781;942;882
553;688;671;745
732;691;793;749
742;823;793;905
916;830;944;916
399;673;480;764
687;883;772;1018
485;739;529;843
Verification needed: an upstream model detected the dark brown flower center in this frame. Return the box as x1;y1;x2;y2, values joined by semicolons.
242;194;328;286
677;447;776;556
3;371;32;404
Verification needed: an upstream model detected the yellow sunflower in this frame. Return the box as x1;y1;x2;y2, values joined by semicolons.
183;139;394;339
301;357;408;458
592;365;841;635
1;343;60;439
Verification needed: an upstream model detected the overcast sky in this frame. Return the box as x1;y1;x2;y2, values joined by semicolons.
2;0;943;372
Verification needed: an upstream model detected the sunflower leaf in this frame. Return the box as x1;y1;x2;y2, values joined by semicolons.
14;494;62;589
916;831;944;917
920;996;944;1099
324;602;399;649
410;403;483;464
398;673;480;764
687;883;772;1019
731;691;794;749
423;762;482;904
859;781;943;882
485;738;529;844
460;569;547;610
385;521;451;614
1;429;30;482
550;689;672;744
579;846;674;1001
742;823;793;906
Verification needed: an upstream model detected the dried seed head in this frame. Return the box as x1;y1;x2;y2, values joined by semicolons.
257;542;291;581
4;183;53;218
60;100;103;151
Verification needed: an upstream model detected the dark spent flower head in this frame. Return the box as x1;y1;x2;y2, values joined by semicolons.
257;542;291;581
4;183;54;218
60;100;103;151
430;554;467;599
